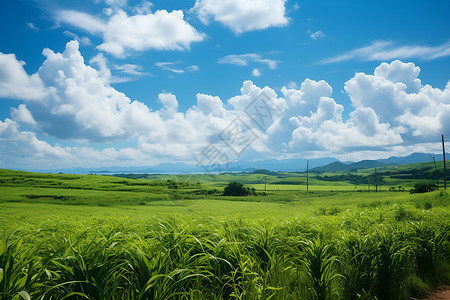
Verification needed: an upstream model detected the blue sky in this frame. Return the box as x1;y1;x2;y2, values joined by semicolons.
0;0;449;170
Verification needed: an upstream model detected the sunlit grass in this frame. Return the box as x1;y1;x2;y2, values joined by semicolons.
0;169;449;299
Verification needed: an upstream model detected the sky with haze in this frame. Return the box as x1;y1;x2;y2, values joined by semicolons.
0;0;449;170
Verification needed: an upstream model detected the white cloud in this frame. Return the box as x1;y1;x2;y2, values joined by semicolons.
308;30;324;40
156;62;199;74
11;104;37;126
63;31;93;46
26;40;154;140
279;78;398;152
193;0;288;34
97;9;204;57
345;60;450;139
218;53;280;69
104;0;127;7
0;118;70;160
322;40;450;64
0;52;48;101
158;92;179;111
195;93;225;116
113;63;148;76
277;61;449;155
155;62;185;74
252;68;261;77
55;10;107;34
281;79;333;117
374;60;421;93
0;42;244;166
228;80;284;112
186;65;199;72
1;43;449;168
89;53;112;80
132;1;153;14
288;102;403;153
286;81;299;89
27;22;39;31
54;8;204;57
89;54;148;83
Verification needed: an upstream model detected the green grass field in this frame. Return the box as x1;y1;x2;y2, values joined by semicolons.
0;168;449;299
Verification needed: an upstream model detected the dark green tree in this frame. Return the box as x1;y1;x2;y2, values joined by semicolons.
410;182;438;194
223;182;247;196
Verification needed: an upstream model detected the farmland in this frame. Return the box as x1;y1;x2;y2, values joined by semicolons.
0;163;449;299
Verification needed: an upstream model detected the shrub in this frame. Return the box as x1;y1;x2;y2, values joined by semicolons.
410;183;438;194
223;182;248;196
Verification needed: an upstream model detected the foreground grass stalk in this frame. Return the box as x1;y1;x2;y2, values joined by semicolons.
0;232;43;300
297;238;340;300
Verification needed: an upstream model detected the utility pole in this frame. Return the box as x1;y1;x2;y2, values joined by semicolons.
375;168;378;193
443;135;447;190
306;160;309;192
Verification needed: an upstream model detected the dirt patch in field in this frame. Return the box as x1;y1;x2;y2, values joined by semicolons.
421;285;450;300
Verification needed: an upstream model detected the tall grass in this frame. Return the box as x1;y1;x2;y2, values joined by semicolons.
1;215;449;299
341;233;377;299
295;238;340;300
0;232;43;300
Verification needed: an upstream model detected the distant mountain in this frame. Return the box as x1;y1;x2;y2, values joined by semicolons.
310;161;348;173
21;152;444;175
310;160;388;173
311;152;445;173
378;153;443;165
351;160;388;169
227;157;337;172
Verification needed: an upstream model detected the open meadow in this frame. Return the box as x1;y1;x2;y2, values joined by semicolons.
0;166;449;299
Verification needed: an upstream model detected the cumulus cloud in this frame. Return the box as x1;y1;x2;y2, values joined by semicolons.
98;10;204;57
63;31;93;46
322;40;450;64
280;78;398;152
196;93;225;116
193;0;289;34
345;60;450;138
277;61;449;155
54;8;204;57
4;40;156;140
1;42;448;168
0;42;262;166
281;79;333;117
0;52;48;101
0;118;70;160
158;92;179;111
11;104;37;126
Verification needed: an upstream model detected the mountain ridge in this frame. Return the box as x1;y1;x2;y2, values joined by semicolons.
15;152;445;175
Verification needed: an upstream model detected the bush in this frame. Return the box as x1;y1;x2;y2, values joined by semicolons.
223;182;248;196
410;183;438;194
